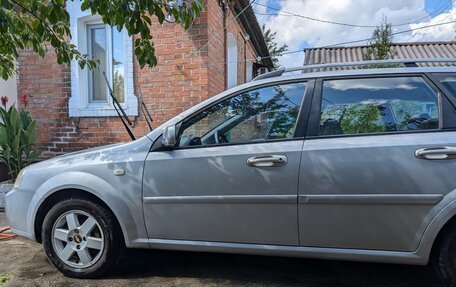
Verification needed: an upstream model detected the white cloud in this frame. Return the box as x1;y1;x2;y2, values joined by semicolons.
403;7;456;42
254;0;456;68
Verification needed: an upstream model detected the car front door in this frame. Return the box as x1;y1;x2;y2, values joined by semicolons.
143;81;311;246
298;74;456;252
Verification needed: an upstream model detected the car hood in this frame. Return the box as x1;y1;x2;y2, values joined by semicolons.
27;136;152;171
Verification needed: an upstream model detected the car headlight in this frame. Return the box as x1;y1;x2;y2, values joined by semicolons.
14;168;27;189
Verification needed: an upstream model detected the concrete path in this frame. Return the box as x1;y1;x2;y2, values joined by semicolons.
0;212;441;287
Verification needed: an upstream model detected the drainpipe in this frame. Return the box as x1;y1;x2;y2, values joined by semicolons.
220;0;228;90
243;34;250;82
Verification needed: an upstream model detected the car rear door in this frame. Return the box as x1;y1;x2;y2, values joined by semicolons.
298;73;456;252
143;80;313;246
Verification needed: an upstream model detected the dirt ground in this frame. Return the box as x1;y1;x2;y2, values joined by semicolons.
0;212;442;287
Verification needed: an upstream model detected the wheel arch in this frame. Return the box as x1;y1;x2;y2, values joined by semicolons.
429;211;456;258
28;171;147;248
418;198;456;262
34;188;124;244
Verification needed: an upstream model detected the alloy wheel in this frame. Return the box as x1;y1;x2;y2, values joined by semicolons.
51;210;104;268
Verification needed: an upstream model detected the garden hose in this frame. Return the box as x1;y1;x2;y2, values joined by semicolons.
0;226;15;240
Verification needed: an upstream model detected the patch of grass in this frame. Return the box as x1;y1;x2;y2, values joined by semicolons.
0;273;10;284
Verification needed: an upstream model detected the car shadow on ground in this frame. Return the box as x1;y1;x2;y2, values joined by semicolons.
108;248;441;287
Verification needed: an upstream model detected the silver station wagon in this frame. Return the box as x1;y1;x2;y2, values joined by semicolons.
6;58;456;286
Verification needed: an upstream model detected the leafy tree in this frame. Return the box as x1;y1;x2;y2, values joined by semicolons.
340;104;385;134
364;16;394;61
261;24;288;69
390;100;421;130
0;0;204;80
113;70;125;102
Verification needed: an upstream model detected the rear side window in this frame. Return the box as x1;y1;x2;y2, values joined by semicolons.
434;74;456;96
319;77;440;136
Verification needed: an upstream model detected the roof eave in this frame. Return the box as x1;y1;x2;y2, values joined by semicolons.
232;0;274;69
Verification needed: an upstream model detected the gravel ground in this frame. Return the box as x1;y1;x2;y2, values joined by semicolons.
0;212;443;287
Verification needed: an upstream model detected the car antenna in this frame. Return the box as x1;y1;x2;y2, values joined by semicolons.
102;71;136;141
137;84;154;131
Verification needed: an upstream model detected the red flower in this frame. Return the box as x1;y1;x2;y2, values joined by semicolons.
1;96;8;108
19;94;28;107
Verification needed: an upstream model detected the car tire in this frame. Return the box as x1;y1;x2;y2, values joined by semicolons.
432;222;456;287
42;198;121;278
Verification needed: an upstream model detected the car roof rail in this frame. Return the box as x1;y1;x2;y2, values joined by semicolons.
252;58;456;81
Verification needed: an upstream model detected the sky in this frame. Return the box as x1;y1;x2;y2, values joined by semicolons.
252;0;456;68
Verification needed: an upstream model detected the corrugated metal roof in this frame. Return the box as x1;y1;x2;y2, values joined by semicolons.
304;41;456;70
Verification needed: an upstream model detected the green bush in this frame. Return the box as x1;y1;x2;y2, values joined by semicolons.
0;98;40;179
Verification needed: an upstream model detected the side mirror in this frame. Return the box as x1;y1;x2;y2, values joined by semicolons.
162;125;177;147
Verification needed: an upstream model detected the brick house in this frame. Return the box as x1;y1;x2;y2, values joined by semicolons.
16;0;272;158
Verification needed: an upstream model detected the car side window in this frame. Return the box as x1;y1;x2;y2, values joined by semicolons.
319;77;440;136
178;82;306;147
434;74;456;96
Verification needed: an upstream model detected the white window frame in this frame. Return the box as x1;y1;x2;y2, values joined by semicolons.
227;33;238;89
246;60;253;82
68;1;137;117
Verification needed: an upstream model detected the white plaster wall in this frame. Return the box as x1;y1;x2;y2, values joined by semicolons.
0;74;17;109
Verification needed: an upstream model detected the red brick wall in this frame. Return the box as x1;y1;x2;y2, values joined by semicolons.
17;0;262;158
207;1;259;97
134;6;210;130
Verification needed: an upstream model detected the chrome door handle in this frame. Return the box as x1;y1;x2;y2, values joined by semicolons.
247;155;288;167
415;146;456;160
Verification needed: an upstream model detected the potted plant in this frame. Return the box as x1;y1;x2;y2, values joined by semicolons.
0;95;40;210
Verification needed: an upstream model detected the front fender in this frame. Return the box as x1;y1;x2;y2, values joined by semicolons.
28;171;148;248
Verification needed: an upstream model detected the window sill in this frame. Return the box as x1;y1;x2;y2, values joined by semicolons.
69;106;138;117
